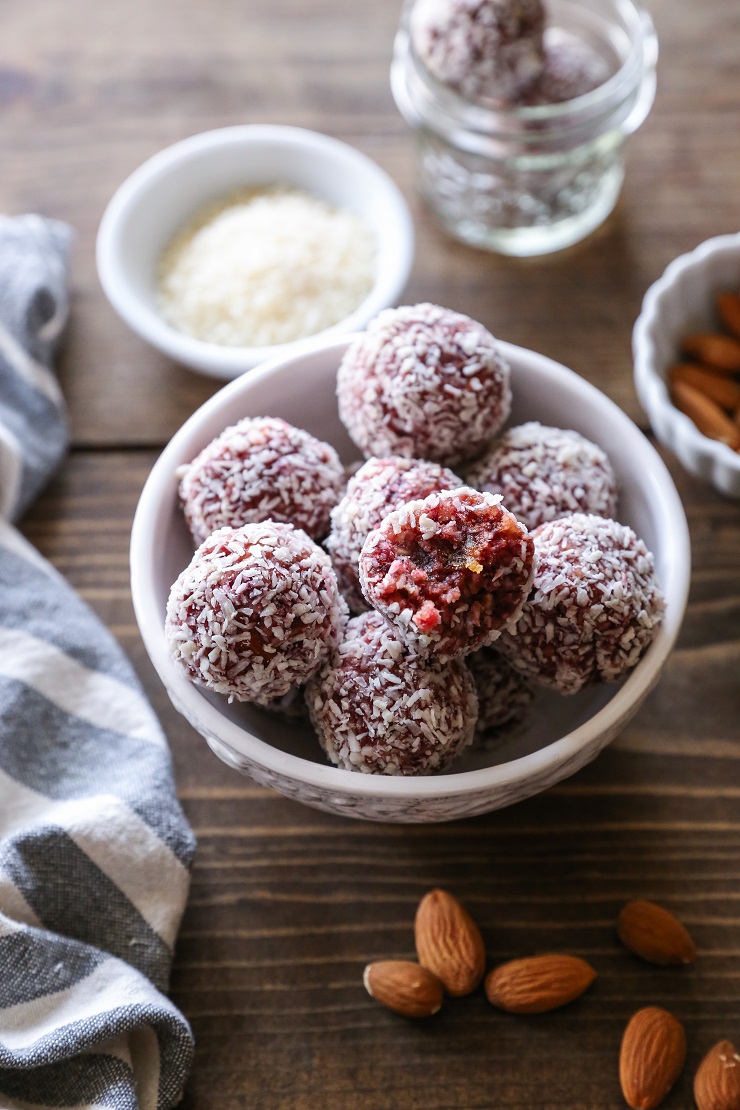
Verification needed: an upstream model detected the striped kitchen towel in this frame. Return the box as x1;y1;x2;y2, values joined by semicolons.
0;214;196;1109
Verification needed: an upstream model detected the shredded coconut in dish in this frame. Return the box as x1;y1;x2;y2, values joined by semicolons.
306;610;478;775
157;186;377;347
177;416;345;544
165;521;348;705
498;513;665;695
466;421;618;530
337;302;511;467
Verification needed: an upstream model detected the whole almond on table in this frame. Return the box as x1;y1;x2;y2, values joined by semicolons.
619;1006;686;1110
363;960;444;1018
617;900;697;966
414;888;486;996
682;332;740;373
671;380;740;450
717;291;740;341
484;954;596;1014
694;1039;740;1110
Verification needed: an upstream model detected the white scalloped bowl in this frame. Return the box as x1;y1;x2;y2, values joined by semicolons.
131;336;690;823
633;232;740;498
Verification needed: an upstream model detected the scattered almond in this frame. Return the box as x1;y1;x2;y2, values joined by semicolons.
617;900;697;966
363;960;444;1018
694;1039;740;1110
484;954;596;1014
669;363;740;410
682;332;740;373
414;888;486;997
619;1006;686;1110
717;292;740;341
671;381;740;449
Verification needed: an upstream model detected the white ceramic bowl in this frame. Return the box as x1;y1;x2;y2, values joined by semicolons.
96;125;414;379
131;337;690;823
633;232;740;498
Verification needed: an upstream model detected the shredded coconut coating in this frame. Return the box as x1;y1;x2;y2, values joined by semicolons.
518;31;611;105
165;522;348;705
410;0;546;104
177;416;345;544
467;647;535;743
306;611;478;775
359;487;535;661
466;421;618;531
337;303;511;468
326;455;463;613
498;513;665;695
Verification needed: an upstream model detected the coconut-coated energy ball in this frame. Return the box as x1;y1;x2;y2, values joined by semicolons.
518;32;610;106
467;647;535;743
498;513;665;695
326;455;463;613
177;415;345;544
306;610;478;775
465;422;618;531
165;521;348;705
410;0;546;104
359;487;535;661
337;303;511;468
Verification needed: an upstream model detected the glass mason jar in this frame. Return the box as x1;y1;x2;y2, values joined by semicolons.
391;0;658;256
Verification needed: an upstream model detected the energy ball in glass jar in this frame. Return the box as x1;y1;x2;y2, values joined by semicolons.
177;415;345;544
306;610;478;775
337;303;511;468
498;513;665;694
465;421;618;531
326;455;463;613
359;487;535;661
518;32;611;105
410;0;546;104
165;521;348;705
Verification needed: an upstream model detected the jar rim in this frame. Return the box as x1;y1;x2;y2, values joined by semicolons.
393;0;658;148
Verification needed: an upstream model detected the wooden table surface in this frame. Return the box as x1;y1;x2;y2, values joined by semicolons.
4;0;740;1105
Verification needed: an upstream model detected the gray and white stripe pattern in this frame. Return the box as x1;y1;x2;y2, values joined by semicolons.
0;215;195;1109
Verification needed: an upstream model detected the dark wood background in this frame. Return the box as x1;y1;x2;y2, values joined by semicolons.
4;0;740;1105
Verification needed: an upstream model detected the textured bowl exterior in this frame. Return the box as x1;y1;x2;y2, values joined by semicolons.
96;125;414;379
131;337;690;823
633;232;740;498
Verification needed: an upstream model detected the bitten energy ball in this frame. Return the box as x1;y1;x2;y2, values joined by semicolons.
466;422;618;531
165;521;347;705
359;487;535;660
337;303;511;468
467;647;534;743
410;0;546;104
177;415;344;544
518;32;610;105
498;513;665;694
326;455;463;613
306;611;478;775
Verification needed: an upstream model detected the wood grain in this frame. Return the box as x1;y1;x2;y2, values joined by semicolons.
7;0;740;1104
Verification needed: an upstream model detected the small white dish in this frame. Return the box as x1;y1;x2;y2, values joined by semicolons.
96;125;414;380
633;232;740;499
130;336;690;824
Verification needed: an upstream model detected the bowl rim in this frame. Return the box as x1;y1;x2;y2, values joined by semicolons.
96;124;415;380
633;231;740;474
131;335;691;800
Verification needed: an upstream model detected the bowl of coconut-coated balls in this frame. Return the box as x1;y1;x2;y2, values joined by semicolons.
131;302;690;823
